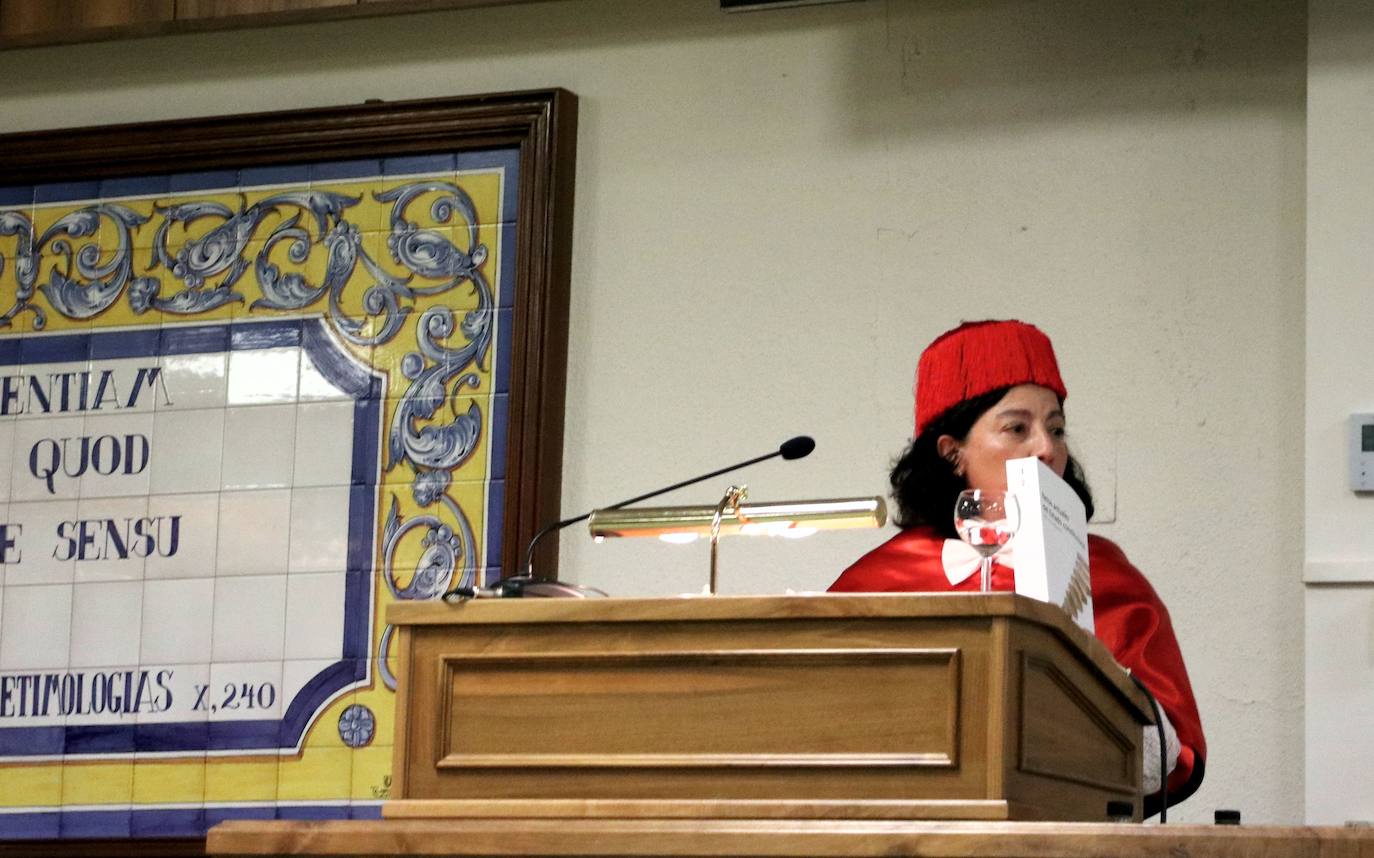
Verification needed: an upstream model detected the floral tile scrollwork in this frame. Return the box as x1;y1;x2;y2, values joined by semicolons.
0;169;506;698
1;178;496;514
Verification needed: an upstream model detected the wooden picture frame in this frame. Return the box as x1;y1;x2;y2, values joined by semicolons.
0;90;575;849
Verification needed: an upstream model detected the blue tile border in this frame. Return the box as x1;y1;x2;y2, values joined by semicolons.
20;331;89;366
0;811;61;840
310;159;382;183
61;809;131;839
35;181;99;205
457;148;520;224
159;323;230;356
66;724;137;754
130;808;205;838
0;185;33;207
496;222;517;309
204;805;274;828
486;479;505;573
168;170;239;194
383;154;456;176
229;318;302;351
135;721;209;752
0;725;63;756
99;175;170;199
241;165;309;188
489;395;509;481
277;804;350;821
92;326;159;360
492;307;514;390
0;805;380;839
16;149;519;213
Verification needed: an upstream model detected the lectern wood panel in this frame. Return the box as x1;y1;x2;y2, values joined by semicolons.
399;616;994;804
1003;617;1143;820
1020;655;1133;789
436;648;960;767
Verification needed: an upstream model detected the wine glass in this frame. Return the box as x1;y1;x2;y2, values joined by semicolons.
953;490;1020;593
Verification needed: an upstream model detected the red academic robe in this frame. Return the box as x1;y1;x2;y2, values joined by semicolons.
830;526;1206;811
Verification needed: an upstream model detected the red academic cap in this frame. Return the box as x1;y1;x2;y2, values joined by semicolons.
914;319;1067;435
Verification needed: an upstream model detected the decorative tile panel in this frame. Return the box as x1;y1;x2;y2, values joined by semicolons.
0;150;517;838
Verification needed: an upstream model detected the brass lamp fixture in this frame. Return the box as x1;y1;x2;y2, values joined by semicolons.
587;486;887;594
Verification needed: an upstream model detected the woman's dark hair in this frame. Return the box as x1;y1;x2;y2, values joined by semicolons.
890;386;1095;538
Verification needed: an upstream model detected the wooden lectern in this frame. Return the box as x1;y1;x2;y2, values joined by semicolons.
207;593;1374;857
384;592;1152;823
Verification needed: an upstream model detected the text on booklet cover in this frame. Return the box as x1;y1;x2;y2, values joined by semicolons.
1005;457;1092;632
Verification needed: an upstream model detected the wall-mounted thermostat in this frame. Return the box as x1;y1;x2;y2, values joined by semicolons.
1350;413;1374;491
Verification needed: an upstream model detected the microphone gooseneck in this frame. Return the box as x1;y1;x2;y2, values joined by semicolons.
511;435;816;588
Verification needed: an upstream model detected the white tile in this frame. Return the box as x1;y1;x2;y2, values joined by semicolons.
288;486;350;573
11;359;88;421
72;495;149;583
0;583;72;670
207;660;283;722
283;571;347;660
227;347;299;406
5;498;79;585
221;404;297;490
298;347;351;402
135;661;209;725
159;352;227;411
76;411;155;500
280;658;342;716
0;421;15;501
68;580;143;668
11;414;84;501
143;492;218;581
140;577;214;665
149;407;225;495
0;503;16;583
66;665;145;728
216;489;290;576
84;357;171;415
212;575;287;663
293;401;355;488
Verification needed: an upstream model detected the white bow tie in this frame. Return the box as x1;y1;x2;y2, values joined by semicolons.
941;539;1015;586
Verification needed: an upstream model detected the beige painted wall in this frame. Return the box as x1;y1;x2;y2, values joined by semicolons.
1306;0;1374;826
0;0;1305;823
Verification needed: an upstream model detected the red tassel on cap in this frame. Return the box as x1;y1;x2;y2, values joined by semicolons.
914;320;1066;435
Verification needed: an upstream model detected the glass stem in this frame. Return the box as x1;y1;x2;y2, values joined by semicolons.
980;555;993;592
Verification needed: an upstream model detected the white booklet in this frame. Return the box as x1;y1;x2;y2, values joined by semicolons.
1004;457;1094;633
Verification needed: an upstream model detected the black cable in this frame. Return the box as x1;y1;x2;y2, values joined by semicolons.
1128;673;1168;823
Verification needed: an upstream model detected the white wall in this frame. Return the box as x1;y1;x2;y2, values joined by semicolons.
0;0;1306;823
1306;0;1374;826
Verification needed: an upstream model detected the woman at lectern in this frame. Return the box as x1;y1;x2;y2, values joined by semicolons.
829;319;1206;814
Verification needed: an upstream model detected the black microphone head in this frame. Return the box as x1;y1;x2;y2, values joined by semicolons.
779;435;816;460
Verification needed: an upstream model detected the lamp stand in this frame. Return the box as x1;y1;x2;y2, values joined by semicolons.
708;485;748;595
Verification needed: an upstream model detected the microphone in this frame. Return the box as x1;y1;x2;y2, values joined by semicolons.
778;435;815;460
443;435;815;600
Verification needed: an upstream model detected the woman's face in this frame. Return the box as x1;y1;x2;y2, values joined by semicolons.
937;384;1069;494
